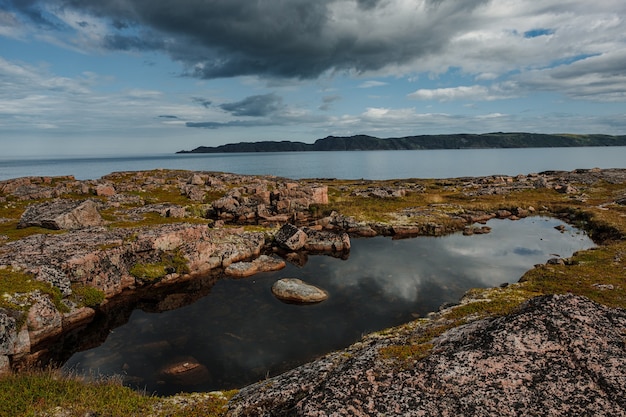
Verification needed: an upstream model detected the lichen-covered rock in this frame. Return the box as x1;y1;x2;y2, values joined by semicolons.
302;227;350;253
228;294;626;416
26;293;63;346
17;199;103;230
274;224;307;251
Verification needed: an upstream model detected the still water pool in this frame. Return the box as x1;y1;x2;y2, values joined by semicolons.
63;217;594;396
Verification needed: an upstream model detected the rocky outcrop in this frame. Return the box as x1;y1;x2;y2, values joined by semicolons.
210;181;328;225
0;223;266;368
271;278;329;304
17;199;103;230
227;294;626;416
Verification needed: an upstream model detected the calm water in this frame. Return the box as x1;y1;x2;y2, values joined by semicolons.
63;217;594;396
2;146;626;181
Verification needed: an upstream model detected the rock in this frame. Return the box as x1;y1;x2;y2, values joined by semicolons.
225;255;286;278
0;355;9;376
463;226;492;236
546;257;565;265
188;174;205;185
495;209;512;219
271;278;328;304
158;356;210;385
95;184;116;196
302;228;350;253
36;266;72;296
26;294;63;345
274;224;307;251
17;199;103;230
228;295;626;416
0;311;18;355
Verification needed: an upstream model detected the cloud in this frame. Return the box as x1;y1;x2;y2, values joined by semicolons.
319;95;341;111
219;93;284;117
191;97;212;108
186;120;275;129
5;0;626;103
4;0;490;79
358;80;388;88
516;49;626;101
408;84;519;101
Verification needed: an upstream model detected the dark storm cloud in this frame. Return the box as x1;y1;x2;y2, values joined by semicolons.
5;0;489;79
219;94;284;117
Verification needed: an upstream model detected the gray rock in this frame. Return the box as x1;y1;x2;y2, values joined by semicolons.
271;278;328;304
17;199;103;230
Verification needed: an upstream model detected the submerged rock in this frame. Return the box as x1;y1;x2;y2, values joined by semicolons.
158;356;210;386
271;278;328;304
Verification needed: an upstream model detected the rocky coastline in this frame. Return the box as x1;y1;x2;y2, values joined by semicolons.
1;168;626;415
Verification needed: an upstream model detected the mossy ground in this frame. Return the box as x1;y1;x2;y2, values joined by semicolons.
0;368;237;417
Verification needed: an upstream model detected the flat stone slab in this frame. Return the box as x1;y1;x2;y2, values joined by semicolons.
271;278;328;304
225;255;286;278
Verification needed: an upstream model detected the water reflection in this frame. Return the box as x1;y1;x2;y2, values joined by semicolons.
63;217;594;396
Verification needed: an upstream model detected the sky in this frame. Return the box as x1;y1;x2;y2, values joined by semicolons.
1;0;625;156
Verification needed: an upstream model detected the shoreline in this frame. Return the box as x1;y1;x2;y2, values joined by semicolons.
1;168;626;415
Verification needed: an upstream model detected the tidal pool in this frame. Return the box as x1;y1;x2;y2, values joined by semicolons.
63;217;594;396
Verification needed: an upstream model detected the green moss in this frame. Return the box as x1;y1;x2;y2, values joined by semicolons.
71;285;105;308
378;343;434;364
0;267;65;313
130;250;190;282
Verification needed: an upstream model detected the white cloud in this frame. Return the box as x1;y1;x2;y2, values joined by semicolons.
358;80;388;88
408;85;519;102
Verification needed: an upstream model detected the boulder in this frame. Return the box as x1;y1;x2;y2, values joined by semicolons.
302;228;350;253
225;255;286;278
17;199;103;230
95;184;116;196
271;278;328;304
274;224;307;251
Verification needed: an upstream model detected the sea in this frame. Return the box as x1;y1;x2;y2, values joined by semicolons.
2;146;626;181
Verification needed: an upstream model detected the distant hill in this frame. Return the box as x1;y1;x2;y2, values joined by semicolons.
177;133;626;153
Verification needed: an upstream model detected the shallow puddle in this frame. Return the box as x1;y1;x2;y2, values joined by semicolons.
63;217;594;396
